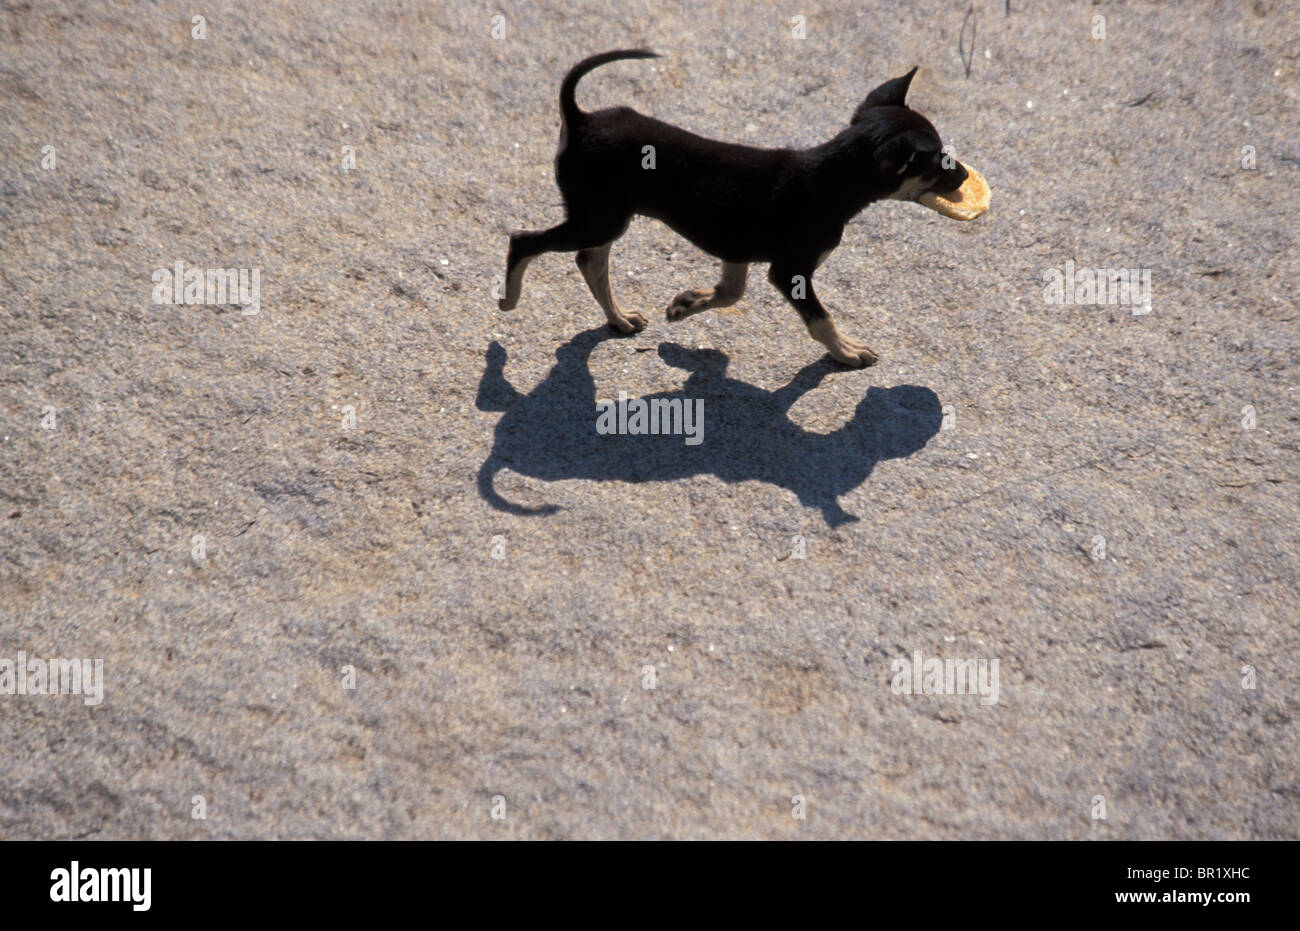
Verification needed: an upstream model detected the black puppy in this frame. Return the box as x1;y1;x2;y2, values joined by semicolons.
499;49;970;367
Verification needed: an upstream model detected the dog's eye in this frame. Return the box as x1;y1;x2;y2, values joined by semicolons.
895;151;916;175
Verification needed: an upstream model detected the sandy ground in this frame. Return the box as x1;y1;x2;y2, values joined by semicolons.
1;0;1297;838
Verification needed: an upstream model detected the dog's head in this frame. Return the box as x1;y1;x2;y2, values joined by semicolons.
849;67;969;203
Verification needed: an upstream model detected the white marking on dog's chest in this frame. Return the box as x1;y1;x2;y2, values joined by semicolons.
888;175;929;201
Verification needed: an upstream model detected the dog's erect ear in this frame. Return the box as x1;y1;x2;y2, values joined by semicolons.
867;67;918;106
852;67;918;122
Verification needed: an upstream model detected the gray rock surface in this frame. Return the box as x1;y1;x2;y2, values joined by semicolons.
1;0;1297;838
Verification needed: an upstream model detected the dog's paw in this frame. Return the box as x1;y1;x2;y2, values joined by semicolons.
497;297;515;311
829;336;878;367
610;310;647;334
809;319;878;367
666;288;714;322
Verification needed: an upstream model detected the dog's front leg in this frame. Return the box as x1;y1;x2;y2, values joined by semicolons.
666;262;748;321
768;262;877;367
575;243;647;334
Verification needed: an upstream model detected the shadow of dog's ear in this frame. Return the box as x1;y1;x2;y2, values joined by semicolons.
658;342;729;373
852;66;918;122
476;341;522;411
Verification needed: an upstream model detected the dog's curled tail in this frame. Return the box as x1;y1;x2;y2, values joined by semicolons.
560;49;660;127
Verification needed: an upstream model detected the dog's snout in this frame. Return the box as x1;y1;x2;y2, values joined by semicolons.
930;153;968;194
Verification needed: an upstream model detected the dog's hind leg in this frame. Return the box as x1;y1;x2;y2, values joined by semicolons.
499;221;588;311
666;262;748;321
575;243;647;334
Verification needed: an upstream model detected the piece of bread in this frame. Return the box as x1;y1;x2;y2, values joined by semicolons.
919;162;990;221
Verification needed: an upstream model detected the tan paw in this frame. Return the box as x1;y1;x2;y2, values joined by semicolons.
835;334;878;366
610;310;648;334
809;318;878;367
828;341;878;367
666;288;715;321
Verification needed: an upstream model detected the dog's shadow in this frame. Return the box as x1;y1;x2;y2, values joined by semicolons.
476;328;942;526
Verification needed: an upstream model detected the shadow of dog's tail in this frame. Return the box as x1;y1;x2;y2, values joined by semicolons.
475;341;559;515
477;456;559;516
